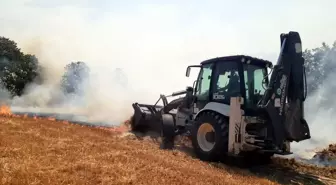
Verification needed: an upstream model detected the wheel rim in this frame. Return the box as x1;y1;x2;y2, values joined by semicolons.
197;123;215;152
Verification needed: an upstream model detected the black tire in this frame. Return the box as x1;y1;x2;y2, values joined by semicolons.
191;111;229;162
160;137;174;150
160;114;176;150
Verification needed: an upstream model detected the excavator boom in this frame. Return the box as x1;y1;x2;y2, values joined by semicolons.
258;31;310;148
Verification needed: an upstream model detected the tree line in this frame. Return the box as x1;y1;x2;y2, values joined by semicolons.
0;36;89;97
0;36;335;97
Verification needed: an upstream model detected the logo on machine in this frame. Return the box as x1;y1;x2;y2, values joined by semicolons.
279;74;287;116
213;93;225;100
276;88;281;95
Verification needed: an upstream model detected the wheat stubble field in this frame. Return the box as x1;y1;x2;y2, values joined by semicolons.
0;112;335;185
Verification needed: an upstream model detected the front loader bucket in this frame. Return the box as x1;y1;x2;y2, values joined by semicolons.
131;103;163;133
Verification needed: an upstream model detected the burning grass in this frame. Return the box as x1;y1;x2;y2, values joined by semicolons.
0;105;335;185
314;144;336;162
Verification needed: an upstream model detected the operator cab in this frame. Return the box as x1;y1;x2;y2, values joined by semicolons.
187;55;272;116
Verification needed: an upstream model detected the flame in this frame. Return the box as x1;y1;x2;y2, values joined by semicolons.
47;117;56;121
0;104;12;116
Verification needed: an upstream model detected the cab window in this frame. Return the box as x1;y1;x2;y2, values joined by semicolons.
212;61;241;104
243;64;268;108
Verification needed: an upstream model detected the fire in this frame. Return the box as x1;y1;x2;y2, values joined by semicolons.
47;117;56;121
0;104;12;116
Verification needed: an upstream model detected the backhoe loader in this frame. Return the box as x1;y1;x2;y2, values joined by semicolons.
131;31;311;162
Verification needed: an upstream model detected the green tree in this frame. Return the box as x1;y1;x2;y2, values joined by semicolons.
0;36;39;96
0;37;22;61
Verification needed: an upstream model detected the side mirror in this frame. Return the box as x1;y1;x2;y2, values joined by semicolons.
186;67;191;77
185;65;201;77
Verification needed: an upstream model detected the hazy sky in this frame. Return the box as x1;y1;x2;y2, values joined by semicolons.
0;0;335;94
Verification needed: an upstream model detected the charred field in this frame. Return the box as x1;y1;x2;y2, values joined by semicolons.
0;109;336;185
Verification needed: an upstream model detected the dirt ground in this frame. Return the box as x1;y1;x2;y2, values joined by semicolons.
0;115;335;185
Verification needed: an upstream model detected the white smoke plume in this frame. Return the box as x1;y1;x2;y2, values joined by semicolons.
290;45;336;165
1;1;209;125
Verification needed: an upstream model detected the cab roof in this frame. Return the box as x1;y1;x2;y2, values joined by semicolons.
200;55;273;67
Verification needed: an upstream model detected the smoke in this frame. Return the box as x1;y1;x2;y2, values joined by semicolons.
5;1;284;126
7;48;142;125
1;2;211;125
290;45;336;163
0;1;335;160
0;57;16;104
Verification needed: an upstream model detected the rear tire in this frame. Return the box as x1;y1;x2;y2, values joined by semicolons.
191;111;229;161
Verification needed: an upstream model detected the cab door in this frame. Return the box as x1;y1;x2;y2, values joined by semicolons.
211;61;242;105
194;63;213;111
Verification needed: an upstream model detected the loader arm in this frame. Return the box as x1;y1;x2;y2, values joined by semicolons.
258;31;311;149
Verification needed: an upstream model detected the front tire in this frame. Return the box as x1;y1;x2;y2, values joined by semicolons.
191;111;229;161
160;114;176;150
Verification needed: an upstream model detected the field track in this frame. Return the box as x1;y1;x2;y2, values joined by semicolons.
0;113;335;185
